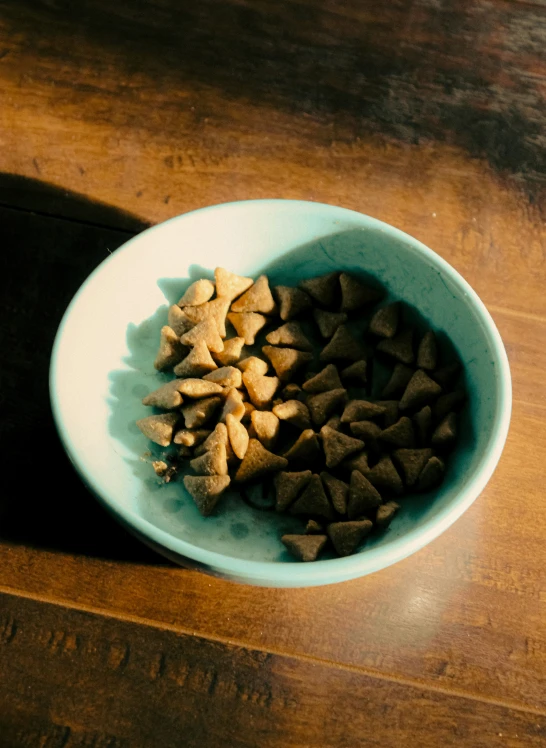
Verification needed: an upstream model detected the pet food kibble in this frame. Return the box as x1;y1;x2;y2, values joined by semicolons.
320;325;368;362
433;390;466;421
235;438;288;482
274;470;312;512
262;346;313;382
324;414;342;431
399;369;442;411
273;400;311;430
242;401;255;422
305;519;324;534
178;379;223;398
379;400;400;428
142;379;184;409
203;366;242;388
180;318;224;353
302;364;343;393
184;297;231;337
190;442;228;476
173;428;211;447
227;312;268;345
431;362;461;389
184;475;231;516
266;322;313;351
168;305;194;336
431;412;458;449
328;520;373;557
219;387;246;423
282;383;303;401
136;412;179;447
375;501;400;529
237;356;269;376
249;410;280;450
341;399;385;423
173;340;218;377
369;303;400;338
182;396;222;429
341;360;368;386
341;451;370;476
243;371;280;409
418;456;445;491
382;364;414;398
320;472;349;515
178;445;192;459
376;328;414;365
231;275;277;315
178;279;215;307
283;429;322;467
214;337;245;367
299;271;340;308
152;460;169;477
417;331;438;370
200;422;228;451
413;405;432;445
380;416;416;449
307;388;348;426
214;267;253;302
154;326;186;371
321;426;364;469
289;475;335;522
339;273;382;312
347;471;382;519
313;309;348;338
366;455;403;495
393;448;433;487
226;413;249;459
282;534;327;562
350;421;381;453
274;286;313;321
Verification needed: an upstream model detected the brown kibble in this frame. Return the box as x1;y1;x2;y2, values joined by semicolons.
417;331;438;370
282;534;327;562
393;448;433;487
190;442;228;476
273;400;311;430
272;397;283;408
413;405;432;445
180;318;224;353
243;371;280;409
274;286;313;321
339;272;383;311
168;305;194;336
341;451;370;476
376;329;414;365
379;400;400;428
375;501;400;528
219;387;246;423
178;279;215;306
328;520;373;556
178;379;223;398
283;429;322;467
431;412;458;449
250;410;280;450
366;455;403;495
350;421;381;451
242;401;256;422
290;475;335;521
174;428;211;447
274;470;312;512
282;383;304;401
434;390;466;421
182;396;222;429
305;520;324;534
214;337;245;367
214;267;253;302
320;325;368;362
348;471;382;519
237;356;269;376
262;346;313;382
341;399;385;423
313;309;348;338
184;297;231;337
203;366;242;388
227;312;268;345
142;379;184;409
341;360;368;386
235;438;288;482
136;412;179;447
399;369;442;411
266;322;313;351
173;339;218;377
307;388;348;427
431;362;461;390
380;417;416;449
226;413;249;459
183;475;231;516
324;414;341;431
320;472;349;515
321;426;364;469
302;364;343;393
231;275;277;314
369;303;400;338
152;460;168;477
382;364;414;398
154;326;186;371
299;272;340;308
177;445;193;459
417;456;445;491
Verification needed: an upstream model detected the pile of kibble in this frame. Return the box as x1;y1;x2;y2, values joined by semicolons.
136;268;465;562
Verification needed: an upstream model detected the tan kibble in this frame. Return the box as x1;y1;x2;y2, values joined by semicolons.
173;339;218;377
249;410;280;450
320;325;368;363
183;475;231;516
152;460;169;477
203;366;242;388
339;273;382;311
180;318;224;353
266;322;313;352
328;520;373;557
242;401;256;422
227;312;268;345
283;429;322;467
307;388;347;427
184;297;231;337
226;413;250;459
168;305;195;336
262;346;313;382
231;275;277;314
136;412;179;447
177;379;224;398
341;360;368;385
214;337;245;367
142;379;184;409
237;356;269;376
235;438;288;482
201;422;228;451
273;400;311;430
313;309;347;338
219;387;246;423
281;534;327;562
320;426;364;469
274;286;312;321
154;326;186;371
299;272;340;308
173;428;211;447
302;364;342;393
190;442;228;476
274;470;312;512
243;371;280;410
181;396;222;429
214;267;253;302
178;279;215;306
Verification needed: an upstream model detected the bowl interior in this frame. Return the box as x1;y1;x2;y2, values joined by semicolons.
51;200;509;585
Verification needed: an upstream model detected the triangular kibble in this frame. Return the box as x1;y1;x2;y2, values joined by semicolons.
375;501;400;528
320;325;368;362
262;346;313;382
226;413;250;459
231;275;277;314
181;396;222;429
321;426;364;469
347;470;381;519
302;364;342;393
142;379;184;409
339;273;383;312
299;272;340;308
399;369;442;411
266;322;313;351
380;416;416;449
417;456;445;491
341;360;368;386
203;366;242;388
136;413;179;447
227;312;268;345
214;267;253;302
313;309;347;338
431;412;458;449
393;448;433;487
236;356;269;375
177;379;223;399
274;470;312;512
328;520;373;556
341;451;370;476
341;399;385;423
154;326;186;371
369;303;400;338
289;475;335;521
183;475;230;516
173;340;218;377
320;471;349;515
283;429;322;467
178;279;215;306
184;297;231;337
173;428;211;447
274;286;313;321
281;534;327;562
413;405;432;445
180;318;224;353
273;400;311;430
219;387;246;423
366;455;403;495
249;410;280;450
382;364;414;398
214;337;245;367
243;371;280;409
168;305;195;337
235;438;288;482
376;329;414;365
190;442;228;476
417;331;438;370
307;388;347;427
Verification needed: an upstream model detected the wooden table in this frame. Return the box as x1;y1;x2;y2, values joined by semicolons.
1;1;545;745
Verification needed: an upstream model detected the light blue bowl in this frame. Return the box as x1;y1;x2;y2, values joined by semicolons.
50;200;511;587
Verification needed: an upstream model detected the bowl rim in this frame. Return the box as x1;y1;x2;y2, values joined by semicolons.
50;199;512;585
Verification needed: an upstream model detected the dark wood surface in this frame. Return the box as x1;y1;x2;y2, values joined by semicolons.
1;1;545;745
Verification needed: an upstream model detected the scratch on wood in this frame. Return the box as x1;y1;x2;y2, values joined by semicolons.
149;651;167;680
107;640;130;671
78;165;85;175
1;615;18;644
32;157;41;175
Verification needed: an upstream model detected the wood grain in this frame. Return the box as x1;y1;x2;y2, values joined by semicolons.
1;592;545;748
